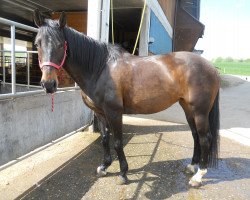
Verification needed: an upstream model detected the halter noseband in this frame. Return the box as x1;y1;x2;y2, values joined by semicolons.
39;41;68;70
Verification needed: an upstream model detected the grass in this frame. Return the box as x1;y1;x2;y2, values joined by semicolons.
213;61;250;76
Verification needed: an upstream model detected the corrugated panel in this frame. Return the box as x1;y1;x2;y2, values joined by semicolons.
148;11;172;55
173;0;204;52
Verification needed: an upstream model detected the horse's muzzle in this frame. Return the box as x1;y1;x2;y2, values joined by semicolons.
41;79;57;94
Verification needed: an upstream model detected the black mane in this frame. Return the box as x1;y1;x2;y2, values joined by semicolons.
63;27;108;76
38;19;126;78
63;26;125;77
107;44;125;62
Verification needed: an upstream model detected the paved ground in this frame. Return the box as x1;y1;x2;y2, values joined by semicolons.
219;75;250;145
0;116;250;200
0;75;249;200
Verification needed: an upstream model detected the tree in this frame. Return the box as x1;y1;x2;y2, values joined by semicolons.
225;57;234;62
215;57;223;62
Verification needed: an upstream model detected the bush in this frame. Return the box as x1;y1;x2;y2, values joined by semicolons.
215;57;223;62
225;57;234;62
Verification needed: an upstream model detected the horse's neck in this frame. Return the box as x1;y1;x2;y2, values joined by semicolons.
63;27;108;95
63;61;87;88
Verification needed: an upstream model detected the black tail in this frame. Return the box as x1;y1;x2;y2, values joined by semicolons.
208;91;220;167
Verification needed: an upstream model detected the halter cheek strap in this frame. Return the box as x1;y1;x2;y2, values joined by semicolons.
39;41;68;70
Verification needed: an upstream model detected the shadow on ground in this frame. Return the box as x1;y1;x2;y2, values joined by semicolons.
18;123;250;200
125;157;250;199
123;123;190;134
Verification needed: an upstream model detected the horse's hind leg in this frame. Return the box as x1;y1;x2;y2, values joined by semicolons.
96;114;112;177
179;100;200;174
189;112;211;187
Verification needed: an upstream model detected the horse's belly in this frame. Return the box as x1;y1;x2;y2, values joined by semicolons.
121;61;181;114
123;91;179;114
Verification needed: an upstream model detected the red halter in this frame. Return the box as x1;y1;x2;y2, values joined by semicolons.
39;41;68;70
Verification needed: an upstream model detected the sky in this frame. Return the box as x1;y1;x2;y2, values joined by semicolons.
195;0;250;60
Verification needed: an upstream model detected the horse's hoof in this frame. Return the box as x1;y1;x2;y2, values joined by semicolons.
189;179;202;188
116;175;129;185
185;164;196;175
97;166;107;177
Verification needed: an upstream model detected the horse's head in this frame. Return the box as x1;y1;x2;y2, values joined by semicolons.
34;10;67;93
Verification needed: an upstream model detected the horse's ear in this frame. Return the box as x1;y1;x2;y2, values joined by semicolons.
59;11;66;28
34;9;44;27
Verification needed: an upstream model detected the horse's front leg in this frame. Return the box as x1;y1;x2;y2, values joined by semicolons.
105;109;128;185
96;114;112;177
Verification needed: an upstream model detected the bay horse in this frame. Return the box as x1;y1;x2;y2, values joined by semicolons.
34;11;220;187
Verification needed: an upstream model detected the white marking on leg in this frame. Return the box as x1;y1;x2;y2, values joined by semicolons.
189;168;207;186
97;166;107;176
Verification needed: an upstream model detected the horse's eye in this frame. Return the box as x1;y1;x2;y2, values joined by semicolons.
35;43;39;48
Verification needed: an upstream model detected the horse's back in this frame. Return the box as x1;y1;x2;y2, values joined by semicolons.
173;51;218;77
175;52;220;85
109;51;220;114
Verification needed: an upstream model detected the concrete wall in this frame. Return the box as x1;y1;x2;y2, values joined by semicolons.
0;90;92;166
0;84;39;94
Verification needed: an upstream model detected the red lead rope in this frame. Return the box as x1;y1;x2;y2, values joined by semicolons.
51;69;64;112
51;93;54;112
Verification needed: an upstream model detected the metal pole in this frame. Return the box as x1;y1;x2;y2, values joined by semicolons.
0;86;80;100
87;0;101;39
0;50;38;54
27;53;30;89
2;51;5;84
0;17;38;33
101;0;111;43
11;25;16;94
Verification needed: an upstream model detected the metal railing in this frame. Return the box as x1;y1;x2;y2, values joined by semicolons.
0;17;79;100
0;50;38;88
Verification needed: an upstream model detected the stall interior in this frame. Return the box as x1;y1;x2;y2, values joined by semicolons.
109;8;141;55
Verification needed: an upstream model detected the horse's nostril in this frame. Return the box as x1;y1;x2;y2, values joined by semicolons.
42;80;57;94
52;80;57;88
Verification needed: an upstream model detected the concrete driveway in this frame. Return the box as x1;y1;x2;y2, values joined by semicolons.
1;116;250;200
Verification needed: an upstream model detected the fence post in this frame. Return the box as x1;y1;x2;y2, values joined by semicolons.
2;51;5;84
11;25;16;94
27;53;30;89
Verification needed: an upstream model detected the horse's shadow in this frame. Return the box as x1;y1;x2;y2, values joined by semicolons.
18;124;250;199
123;123;190;134
122;157;250;199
